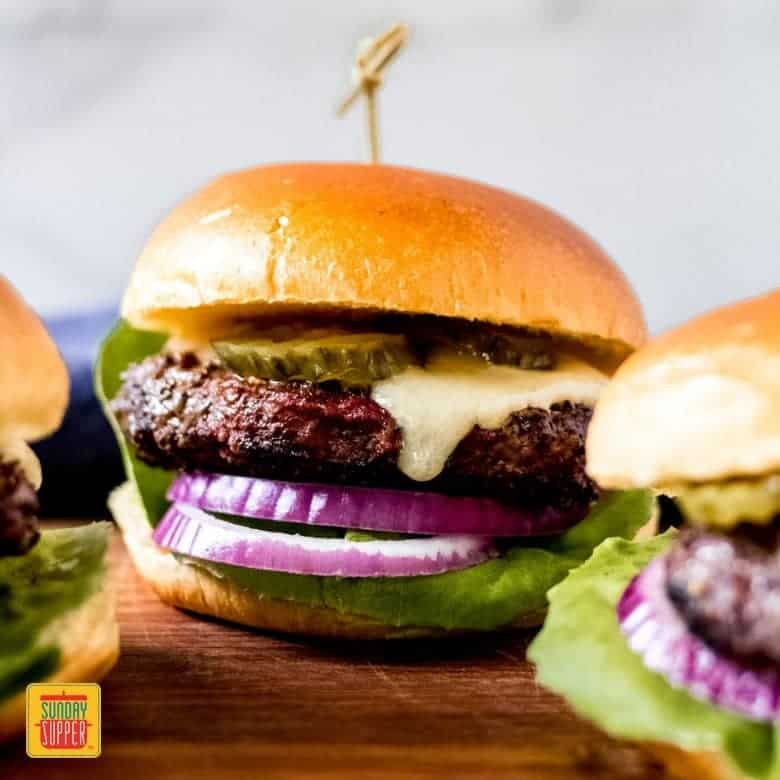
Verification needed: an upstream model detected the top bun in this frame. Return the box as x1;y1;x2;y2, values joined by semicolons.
587;289;780;489
122;163;645;365
0;277;69;446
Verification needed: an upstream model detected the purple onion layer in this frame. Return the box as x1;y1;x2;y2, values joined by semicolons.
168;471;582;538
617;555;780;722
153;502;497;578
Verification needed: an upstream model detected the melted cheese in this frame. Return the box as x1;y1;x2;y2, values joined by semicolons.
372;352;608;482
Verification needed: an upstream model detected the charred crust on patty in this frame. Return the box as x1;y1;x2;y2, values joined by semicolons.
0;461;40;557
111;352;402;482
112;353;599;515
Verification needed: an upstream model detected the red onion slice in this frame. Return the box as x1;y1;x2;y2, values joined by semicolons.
167;472;582;537
617;555;780;721
153;502;497;577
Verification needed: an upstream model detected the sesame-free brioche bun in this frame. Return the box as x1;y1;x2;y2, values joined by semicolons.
587;289;780;489
0;277;68;445
0;568;118;741
643;742;743;780
122;163;646;366
0;277;69;486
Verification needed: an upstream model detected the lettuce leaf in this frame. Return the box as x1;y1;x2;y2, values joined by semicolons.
528;532;780;779
0;524;110;701
95;320;172;524
96;320;657;631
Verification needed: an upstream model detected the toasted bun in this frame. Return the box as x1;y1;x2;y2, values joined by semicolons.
587;290;780;489
0;277;69;486
0;277;69;445
109;482;547;638
122;163;645;366
643;742;743;780
0;573;119;742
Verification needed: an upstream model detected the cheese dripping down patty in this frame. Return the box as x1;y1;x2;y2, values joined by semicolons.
371;351;608;482
174;334;609;484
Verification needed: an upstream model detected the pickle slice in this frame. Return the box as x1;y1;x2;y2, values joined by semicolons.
411;319;555;370
468;330;554;369
214;330;414;386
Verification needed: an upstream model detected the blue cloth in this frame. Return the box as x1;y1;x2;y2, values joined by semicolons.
32;309;123;515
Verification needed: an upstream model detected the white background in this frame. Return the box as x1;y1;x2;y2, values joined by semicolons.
2;1;778;333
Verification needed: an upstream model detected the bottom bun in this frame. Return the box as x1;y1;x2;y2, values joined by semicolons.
643;741;744;780
0;576;119;741
109;482;548;639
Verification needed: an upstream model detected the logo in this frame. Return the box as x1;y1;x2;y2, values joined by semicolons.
26;683;101;758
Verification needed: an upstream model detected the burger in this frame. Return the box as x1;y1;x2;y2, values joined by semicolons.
530;289;780;780
98;162;652;639
0;277;117;740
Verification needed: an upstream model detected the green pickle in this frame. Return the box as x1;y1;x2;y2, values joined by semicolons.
462;330;555;369
412;319;555;369
214;330;414;387
668;473;780;529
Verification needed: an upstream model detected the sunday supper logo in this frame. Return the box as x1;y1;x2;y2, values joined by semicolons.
26;684;102;758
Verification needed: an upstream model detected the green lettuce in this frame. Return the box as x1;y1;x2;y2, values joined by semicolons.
528;532;780;779
0;524;110;701
95;320;172;523
97;320;656;631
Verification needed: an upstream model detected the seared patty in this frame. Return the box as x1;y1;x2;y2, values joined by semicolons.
112;353;597;513
666;523;780;666
0;461;39;556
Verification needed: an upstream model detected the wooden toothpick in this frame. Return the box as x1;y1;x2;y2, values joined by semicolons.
337;22;410;163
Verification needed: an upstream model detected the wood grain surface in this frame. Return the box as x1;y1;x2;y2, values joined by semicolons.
1;523;691;779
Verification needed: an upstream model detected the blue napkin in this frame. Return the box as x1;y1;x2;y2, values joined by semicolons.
33;309;124;515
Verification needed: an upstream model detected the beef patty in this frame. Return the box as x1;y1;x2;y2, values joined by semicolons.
0;461;40;556
112;352;598;513
666;523;780;666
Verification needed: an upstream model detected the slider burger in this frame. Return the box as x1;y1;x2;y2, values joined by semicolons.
530;290;780;780
98;162;652;638
0;277;117;740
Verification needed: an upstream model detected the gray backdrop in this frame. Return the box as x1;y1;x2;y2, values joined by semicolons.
2;1;778;333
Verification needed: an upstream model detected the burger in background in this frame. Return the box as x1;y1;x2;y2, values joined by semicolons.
531;290;780;780
98;162;653;638
0;277;117;741
33;309;125;516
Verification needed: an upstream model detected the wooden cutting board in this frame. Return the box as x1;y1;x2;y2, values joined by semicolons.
1;522;692;779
